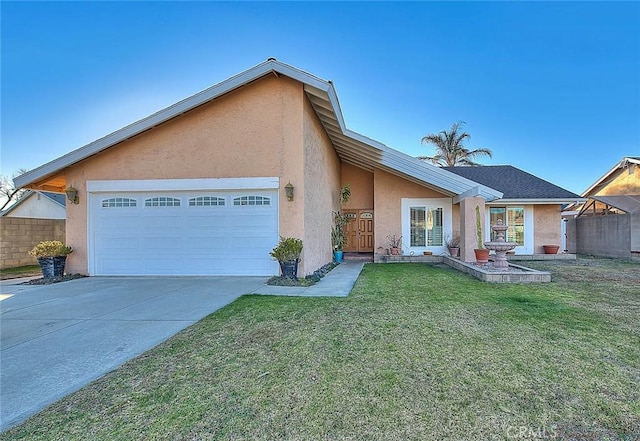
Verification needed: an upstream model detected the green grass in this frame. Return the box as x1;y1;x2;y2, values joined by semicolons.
0;265;40;280
4;258;639;440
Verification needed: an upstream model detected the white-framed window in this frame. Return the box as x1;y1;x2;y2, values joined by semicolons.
102;197;137;208
233;195;270;206
486;204;534;254
145;197;181;207
489;207;525;245
410;207;443;246
401;198;452;253
189;196;225;207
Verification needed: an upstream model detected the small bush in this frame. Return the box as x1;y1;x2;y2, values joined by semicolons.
269;237;303;262
28;241;73;258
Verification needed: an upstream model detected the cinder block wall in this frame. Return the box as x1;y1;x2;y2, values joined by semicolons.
568;214;634;259
0;218;66;269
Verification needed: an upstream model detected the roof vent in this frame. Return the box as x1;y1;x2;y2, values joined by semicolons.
267;57;277;62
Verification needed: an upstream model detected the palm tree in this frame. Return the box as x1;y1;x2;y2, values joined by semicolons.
418;121;492;166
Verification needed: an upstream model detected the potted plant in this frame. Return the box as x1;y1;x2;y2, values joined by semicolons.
445;233;460;257
474;206;490;263
331;214;349;263
331;184;351;263
387;234;402;255
270;236;303;279
29;240;73;279
543;245;560;254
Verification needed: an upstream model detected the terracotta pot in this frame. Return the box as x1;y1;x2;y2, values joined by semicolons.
390;247;400;255
423;251;433;256
474;248;490;264
543;245;560;254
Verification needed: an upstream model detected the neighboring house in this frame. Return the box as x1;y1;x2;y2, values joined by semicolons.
13;59;583;277
564;157;640;260
0;191;66;269
566;156;640;216
0;190;66;219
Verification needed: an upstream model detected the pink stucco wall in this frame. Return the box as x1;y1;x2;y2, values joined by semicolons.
533;205;562;253
64;75;312;274
341;163;374;210
373;169;448;251
302;96;341;273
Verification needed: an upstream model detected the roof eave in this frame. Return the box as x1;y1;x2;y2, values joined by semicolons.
488;198;588;205
0;190;34;217
14;59;503;201
581;156;640;197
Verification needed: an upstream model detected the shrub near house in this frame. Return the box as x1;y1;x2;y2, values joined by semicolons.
29;241;72;279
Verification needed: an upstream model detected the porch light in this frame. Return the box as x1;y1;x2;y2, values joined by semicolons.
65;186;79;204
285;182;294;201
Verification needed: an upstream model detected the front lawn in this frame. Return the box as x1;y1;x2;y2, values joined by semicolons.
5;258;639;440
0;265;41;280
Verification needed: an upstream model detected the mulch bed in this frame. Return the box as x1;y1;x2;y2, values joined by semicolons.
22;274;87;285
267;261;339;287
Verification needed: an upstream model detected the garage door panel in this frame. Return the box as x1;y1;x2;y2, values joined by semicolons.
99;257;144;274
143;215;184;228
91;189;278;276
99;238;140;251
183;237;233;249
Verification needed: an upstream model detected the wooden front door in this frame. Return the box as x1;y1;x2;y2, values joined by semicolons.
343;209;374;253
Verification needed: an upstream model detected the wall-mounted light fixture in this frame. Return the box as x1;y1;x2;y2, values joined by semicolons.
284;182;294;201
65;186;79;204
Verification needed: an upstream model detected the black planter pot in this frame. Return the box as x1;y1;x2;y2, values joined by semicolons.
37;256;67;279
278;259;299;279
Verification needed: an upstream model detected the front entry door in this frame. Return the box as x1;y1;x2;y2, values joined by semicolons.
343;209;374;253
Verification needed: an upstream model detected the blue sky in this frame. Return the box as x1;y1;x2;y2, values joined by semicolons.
2;1;639;195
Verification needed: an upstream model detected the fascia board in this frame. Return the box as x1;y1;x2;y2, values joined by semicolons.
581;165;620;197
342;128;502;201
301;83;502;200
487;198;588;205
13;57;501;204
0;190;34;216
580;157;639;197
14;59;332;189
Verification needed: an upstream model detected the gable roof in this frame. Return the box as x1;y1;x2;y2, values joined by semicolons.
14;59;502;202
0;190;66;217
581;156;640;197
444;165;583;203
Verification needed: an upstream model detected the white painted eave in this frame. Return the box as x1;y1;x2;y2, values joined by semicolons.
581;156;640;197
487;198;588;205
0;190;34;217
14;58;503;201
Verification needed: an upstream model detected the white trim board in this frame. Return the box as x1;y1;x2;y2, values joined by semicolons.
86;177;280;193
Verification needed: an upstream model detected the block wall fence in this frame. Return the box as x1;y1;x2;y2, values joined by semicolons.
0;218;66;269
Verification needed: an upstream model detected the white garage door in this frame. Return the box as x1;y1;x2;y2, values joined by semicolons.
89;189;279;276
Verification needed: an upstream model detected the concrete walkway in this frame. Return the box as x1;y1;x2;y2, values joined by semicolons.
0;262;365;431
251;260;365;297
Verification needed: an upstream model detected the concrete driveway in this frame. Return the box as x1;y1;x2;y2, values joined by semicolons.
0;276;267;431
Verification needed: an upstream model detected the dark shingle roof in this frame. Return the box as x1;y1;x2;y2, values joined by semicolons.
443;165;581;200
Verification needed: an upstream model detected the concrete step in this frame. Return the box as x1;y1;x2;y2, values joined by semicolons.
343;253;374;262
